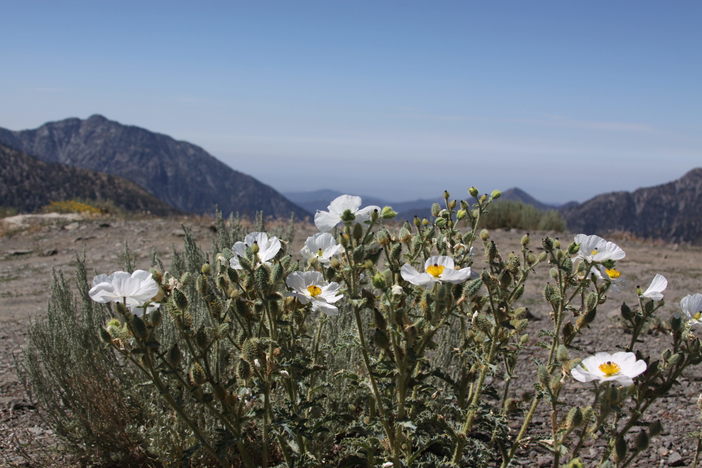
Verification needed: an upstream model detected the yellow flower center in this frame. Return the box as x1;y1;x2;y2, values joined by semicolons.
317;248;324;257
426;263;445;278
598;361;621;377
605;268;621;279
591;249;598;255
694;312;702;321
307;285;322;297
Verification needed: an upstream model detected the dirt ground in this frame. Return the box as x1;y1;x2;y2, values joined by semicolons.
1;214;702;466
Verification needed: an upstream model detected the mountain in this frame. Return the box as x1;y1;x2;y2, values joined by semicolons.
562;168;702;243
500;187;560;211
0;143;177;215
0;115;308;219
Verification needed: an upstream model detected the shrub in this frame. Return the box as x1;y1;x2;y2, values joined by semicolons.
480;199;566;231
20;191;702;467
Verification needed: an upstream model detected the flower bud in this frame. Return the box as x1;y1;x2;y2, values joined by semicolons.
149;307;162;326
237;358;252;380
521;233;530;247
371;208;379;222
196;275;209;295
195;326;208;349
131;315;148;340
537;366;550;389
490;189;502;200
421;218;430;226
372;272;387;290
479;229;490;241
413;216;421;228
381;206;397;219
341;209;356;223
201;263;211;275
99;327;113;344
189;362;207;386
556;344;569;362
167;343;182;366
468;186;479;198
435;217;447;228
391;284;404;296
456;209;467;220
614;435;627;462
566;407;583;429
431;203;441;217
270;263;284;284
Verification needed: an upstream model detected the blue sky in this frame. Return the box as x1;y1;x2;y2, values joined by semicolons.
2;1;701;203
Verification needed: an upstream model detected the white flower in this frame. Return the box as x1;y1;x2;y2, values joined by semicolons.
571;351;646;386
89;270;160;316
286;271;343;315
230;232;281;269
681;293;702;326
400;255;471;289
573;234;625;263
640;274;667;301
314;194;381;232
300;232;344;264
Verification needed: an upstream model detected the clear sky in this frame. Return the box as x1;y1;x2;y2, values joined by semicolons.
2;1;701;203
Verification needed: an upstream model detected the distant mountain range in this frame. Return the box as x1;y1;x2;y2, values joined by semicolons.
2;114;700;243
0;143;176;215
562;168;702;243
0;115;308;219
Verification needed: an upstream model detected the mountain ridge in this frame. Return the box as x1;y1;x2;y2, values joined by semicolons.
0;115;309;219
0;143;177;215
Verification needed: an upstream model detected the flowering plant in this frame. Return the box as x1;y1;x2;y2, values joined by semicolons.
26;189;702;467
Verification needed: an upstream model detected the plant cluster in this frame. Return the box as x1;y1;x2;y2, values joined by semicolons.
20;189;702;467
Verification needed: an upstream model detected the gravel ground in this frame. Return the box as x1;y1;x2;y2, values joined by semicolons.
1;215;702;466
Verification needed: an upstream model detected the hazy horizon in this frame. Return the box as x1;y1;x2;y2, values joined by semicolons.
2;1;701;204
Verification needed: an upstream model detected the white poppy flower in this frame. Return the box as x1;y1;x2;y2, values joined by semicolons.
314;195;381;232
571;351;646;386
681;293;702;326
230;232;281;269
640;274;667;301
89;270;160;316
573;234;625;263
300;232;344;264
400;256;471;289
286;271;343;315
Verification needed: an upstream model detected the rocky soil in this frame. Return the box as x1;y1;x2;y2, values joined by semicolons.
2;215;702;466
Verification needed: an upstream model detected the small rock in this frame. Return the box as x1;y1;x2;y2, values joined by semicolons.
171;229;186;237
74;236;96;242
64;222;80;231
8;249;33;256
41;249;58;256
668;451;684;466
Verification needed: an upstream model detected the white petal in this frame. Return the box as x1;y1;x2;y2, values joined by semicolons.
424;256;455;270
285;271;306;291
401;264;434;287
312;300;339;316
258;237;281;262
440;267;471;284
88;283;118;303
642;274;667;300
315;210;341;232
355;205;381;222
230;256;242;270
328;195;362;215
232;241;247;257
